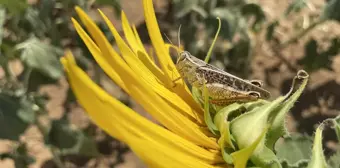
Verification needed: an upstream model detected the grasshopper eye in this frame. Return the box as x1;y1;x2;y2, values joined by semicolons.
177;51;190;62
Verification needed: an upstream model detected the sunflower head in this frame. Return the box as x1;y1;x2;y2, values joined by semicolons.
61;0;310;167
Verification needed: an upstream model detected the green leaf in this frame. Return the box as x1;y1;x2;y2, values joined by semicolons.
37;0;55;21
0;7;5;45
48;118;99;157
17;97;36;124
0;93;35;141
321;0;340;22
24;8;47;35
0;0;28;15
328;151;340;168
173;0;200;18
281;160;308;168
26;70;59;92
11;143;35;168
15;36;63;80
266;21;279;41
275;134;312;167
284;0;308;16
48;118;78;149
307;126;328;168
210;8;239;40
298;38;340;71
241;3;266;31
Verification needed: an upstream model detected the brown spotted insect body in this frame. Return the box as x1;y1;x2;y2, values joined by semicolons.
175;51;270;105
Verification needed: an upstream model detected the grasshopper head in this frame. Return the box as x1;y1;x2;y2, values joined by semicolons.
177;51;190;64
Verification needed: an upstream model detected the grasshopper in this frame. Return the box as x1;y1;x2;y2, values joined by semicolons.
174;51;271;105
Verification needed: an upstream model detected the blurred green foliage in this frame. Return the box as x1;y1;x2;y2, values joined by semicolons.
0;0;122;167
169;0;340;76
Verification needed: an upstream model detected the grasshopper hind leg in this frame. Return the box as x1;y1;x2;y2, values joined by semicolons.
248;80;263;88
209;94;259;106
205;83;260;106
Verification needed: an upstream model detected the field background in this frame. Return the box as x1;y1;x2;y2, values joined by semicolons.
0;0;340;167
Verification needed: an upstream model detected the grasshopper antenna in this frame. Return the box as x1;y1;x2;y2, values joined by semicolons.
178;24;182;51
163;33;174;46
163;33;179;59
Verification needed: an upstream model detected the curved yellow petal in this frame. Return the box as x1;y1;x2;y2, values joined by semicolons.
71;18;127;92
61;52;224;166
132;25;153;60
72;8;218;149
142;0;203;112
130;138;226;168
98;10;205;123
73;8;204;125
142;0;177;79
121;11;167;84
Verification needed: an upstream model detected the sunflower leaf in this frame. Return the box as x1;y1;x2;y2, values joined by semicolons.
328;151;340;168
0;7;5;45
284;0;308;16
275;134;312;167
48;118;99;157
0;93;35;141
15;36;63;80
321;0;340;22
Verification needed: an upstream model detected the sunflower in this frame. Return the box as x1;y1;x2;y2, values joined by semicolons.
61;0;308;167
61;0;227;167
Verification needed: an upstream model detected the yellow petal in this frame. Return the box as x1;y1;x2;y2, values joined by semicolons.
72;8;218;149
142;0;178;80
143;0;203;112
71;18;127;92
61;52;224;166
99;10;205;123
121;11;146;54
73;8;205;125
121;11;167;84
132;24;154;61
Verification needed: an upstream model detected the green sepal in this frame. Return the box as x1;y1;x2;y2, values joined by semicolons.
231;126;269;168
230;96;285;151
266;70;309;150
333;115;340;142
215;104;244;149
251;146;282;168
307;125;328;168
203;82;219;135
